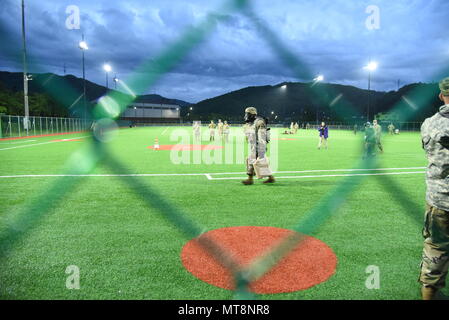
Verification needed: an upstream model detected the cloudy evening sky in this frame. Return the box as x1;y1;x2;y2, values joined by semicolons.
0;0;448;103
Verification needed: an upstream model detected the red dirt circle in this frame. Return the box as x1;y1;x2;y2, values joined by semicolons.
180;226;337;294
148;144;224;151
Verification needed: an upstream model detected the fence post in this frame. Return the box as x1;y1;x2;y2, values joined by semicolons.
18;116;21;137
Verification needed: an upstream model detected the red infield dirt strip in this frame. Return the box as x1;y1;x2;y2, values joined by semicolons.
181;226;337;294
148;144;224;151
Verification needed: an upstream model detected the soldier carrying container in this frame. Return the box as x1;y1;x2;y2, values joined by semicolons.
419;77;449;300
241;107;275;185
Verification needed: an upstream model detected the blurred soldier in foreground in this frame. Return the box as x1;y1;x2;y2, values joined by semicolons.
364;122;376;158
373;119;384;153
242;107;275;185
419;77;449;300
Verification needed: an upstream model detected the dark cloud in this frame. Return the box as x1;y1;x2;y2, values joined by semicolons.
0;0;448;102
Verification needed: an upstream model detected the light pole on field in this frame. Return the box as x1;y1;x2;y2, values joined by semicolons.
113;74;119;90
21;0;31;135
79;36;88;119
364;61;378;122
103;64;112;89
313;75;324;123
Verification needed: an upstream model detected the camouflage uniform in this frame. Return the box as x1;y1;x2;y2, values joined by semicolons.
223;122;230;143
246;116;269;177
373;122;383;152
209;122;216;141
388;124;395;135
419;102;449;290
217;121;224;138
364;123;376;158
193;123;201;141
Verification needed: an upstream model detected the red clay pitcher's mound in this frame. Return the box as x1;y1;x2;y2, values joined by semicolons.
148;144;224;151
181;226;337;294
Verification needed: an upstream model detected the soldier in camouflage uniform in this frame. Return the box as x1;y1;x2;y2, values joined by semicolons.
241;107;275;185
419;77;449;300
364;122;376;158
217;119;224;140
209;120;216;142
373;120;384;153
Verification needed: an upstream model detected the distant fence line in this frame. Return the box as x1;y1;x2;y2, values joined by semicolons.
0;115;424;139
134;120;424;132
0;114;92;139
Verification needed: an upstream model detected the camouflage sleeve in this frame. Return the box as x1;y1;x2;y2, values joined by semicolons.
254;118;267;158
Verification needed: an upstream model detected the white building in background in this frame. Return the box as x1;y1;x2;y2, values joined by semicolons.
121;102;180;122
91;96;182;124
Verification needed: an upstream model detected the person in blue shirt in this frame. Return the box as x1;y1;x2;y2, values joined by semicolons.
318;122;329;150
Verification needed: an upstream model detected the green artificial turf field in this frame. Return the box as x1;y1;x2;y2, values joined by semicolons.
0;126;440;300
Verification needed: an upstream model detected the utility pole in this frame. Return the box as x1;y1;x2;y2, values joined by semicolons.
81;35;86;120
367;71;371;122
21;0;30;135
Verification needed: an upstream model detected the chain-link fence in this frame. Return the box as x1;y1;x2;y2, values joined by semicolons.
0;0;446;300
0;114;91;139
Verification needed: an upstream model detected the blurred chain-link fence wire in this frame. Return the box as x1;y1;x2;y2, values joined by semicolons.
0;0;443;299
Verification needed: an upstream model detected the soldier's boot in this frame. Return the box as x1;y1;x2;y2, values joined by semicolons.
421;286;438;300
241;176;254;185
263;176;276;184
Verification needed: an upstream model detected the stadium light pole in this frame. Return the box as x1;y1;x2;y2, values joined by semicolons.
364;61;378;122
103;64;112;89
314;75;324;124
79;36;88;120
21;0;30;135
314;75;324;82
113;74;119;90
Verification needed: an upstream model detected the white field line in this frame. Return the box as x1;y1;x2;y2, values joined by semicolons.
209;171;425;180
0;167;426;180
161;127;169;136
0;136;90;151
207;167;426;176
0;140;37;145
0;173;208;179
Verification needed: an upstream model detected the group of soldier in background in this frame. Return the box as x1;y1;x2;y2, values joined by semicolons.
193;120;231;142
